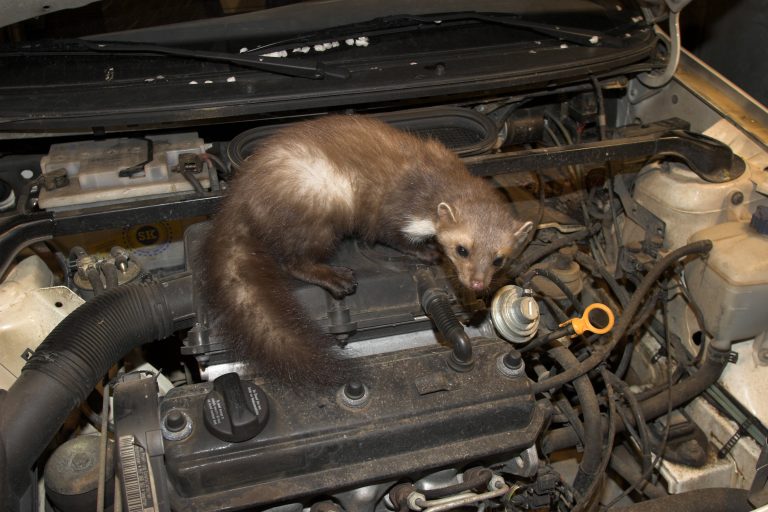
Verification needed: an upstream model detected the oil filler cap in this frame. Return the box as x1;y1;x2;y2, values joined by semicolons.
203;373;269;443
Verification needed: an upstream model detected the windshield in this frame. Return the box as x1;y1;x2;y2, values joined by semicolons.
5;0;645;44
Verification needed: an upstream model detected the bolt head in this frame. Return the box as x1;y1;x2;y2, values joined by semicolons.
165;410;186;432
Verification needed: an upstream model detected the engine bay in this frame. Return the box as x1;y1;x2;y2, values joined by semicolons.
2;33;768;512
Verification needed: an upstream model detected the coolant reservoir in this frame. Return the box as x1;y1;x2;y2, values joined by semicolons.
686;221;768;342
633;162;764;250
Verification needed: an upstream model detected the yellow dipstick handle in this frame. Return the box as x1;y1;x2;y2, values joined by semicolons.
559;303;615;336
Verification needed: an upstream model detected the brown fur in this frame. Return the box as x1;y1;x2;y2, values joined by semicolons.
205;115;533;386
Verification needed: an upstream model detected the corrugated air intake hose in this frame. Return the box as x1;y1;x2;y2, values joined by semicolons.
0;273;194;509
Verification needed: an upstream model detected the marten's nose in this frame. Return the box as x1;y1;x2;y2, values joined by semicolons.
470;279;484;291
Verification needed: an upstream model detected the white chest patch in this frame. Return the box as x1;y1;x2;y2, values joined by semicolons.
401;217;437;241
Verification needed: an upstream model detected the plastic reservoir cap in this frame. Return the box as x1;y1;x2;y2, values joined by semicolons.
560;303;615;336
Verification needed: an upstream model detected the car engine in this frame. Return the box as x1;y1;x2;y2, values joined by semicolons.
1;15;768;512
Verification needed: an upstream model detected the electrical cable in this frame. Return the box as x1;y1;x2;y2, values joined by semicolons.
531;240;713;395
521;267;583;312
601;284;676;509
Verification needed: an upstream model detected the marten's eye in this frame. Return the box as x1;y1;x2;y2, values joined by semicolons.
456;245;469;258
492;256;505;267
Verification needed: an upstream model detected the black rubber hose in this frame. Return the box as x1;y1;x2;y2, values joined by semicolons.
86;266;105;295
531;240;713;394
573;252;629;307
609;446;667;500
508;224;600;278
548;346;602;495
609;487;751;512
416;269;473;371
0;274;194;503
520;325;574;353
540;345;729;455
521;267;583;312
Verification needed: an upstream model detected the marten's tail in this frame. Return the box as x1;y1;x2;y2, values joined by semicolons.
204;222;353;387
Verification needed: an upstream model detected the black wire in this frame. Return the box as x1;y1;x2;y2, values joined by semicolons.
555;396;587;446
603;371;653;476
601;283;675;509
520;325;575;353
590;76;607;141
509;224;600;277
522;267;583;312
180;168;206;195
531;240;712;395
605;168;624;255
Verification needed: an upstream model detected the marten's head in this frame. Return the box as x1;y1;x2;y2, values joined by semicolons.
436;200;533;293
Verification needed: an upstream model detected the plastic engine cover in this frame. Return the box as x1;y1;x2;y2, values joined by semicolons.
161;338;547;511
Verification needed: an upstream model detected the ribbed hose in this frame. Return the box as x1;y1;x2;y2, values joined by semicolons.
0;275;194;505
416;269;473;371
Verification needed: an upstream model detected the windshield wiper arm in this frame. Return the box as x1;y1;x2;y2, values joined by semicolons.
381;12;624;48
5;39;350;80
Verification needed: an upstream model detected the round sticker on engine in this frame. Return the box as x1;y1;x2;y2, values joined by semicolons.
122;221;173;257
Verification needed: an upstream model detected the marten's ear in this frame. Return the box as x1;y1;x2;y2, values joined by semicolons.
514;220;534;240
437;202;457;224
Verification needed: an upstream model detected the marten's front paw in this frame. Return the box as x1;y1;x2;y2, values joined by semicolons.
325;266;358;299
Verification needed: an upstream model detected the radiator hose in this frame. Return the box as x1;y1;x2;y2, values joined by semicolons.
0;273;194;509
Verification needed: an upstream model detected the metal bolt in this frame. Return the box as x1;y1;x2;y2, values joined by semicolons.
343;381;366;401
731;191;744;205
165;410;186;432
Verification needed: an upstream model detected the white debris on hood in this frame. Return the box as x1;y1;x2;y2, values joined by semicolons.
409;62;418;66
156;75;165;80
529;49;536;54
261;50;288;58
293;46;311;53
589;35;599;44
204;80;213;84
226;76;236;82
144;78;155;83
560;43;569;49
616;4;623;10
345;39;355;46
631;16;643;23
240;47;248;53
189;80;198;85
355;36;369;47
434;20;442;24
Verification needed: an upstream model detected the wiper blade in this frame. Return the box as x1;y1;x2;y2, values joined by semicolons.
4;39;350;80
379;12;625;48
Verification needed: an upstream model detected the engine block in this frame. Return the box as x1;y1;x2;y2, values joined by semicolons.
160;339;547;511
